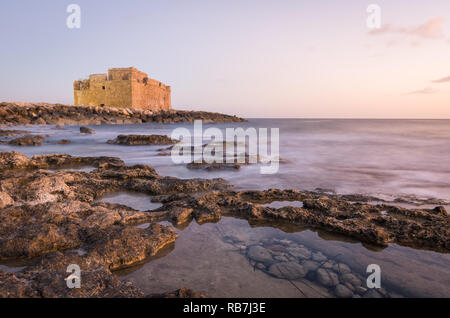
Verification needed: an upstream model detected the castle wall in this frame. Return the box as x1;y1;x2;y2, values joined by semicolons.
73;67;171;110
131;79;171;111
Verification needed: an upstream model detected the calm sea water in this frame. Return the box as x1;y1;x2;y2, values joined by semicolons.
1;119;449;297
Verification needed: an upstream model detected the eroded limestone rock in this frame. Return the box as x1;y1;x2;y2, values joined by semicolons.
107;134;178;145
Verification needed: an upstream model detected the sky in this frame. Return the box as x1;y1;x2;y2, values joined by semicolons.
0;0;449;118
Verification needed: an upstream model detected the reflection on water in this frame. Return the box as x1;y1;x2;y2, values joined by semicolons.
0;264;27;273
118;217;450;298
49;166;95;173
262;201;304;209
96;192;162;211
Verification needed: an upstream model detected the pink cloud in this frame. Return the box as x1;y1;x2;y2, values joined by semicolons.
405;87;438;95
369;17;446;41
410;17;445;39
432;76;450;83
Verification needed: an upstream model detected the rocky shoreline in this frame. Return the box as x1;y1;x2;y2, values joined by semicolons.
0;102;246;126
0;151;448;297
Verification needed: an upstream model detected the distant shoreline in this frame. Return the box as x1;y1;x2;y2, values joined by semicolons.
0;102;246;126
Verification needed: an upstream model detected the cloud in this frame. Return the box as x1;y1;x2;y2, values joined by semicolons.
432;76;450;83
369;17;447;42
368;24;393;35
409;17;445;39
405;87;438;95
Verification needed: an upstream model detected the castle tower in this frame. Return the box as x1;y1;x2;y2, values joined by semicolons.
73;67;171;110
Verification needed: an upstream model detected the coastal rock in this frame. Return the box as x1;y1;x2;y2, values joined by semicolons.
0;150;449;297
340;273;362;287
8;135;44;146
302;260;320;273
166;189;450;252
247;245;274;264
355;286;368;295
316;268;339;287
312;251;327;262
80;127;95;134
107;134;178;145
268;262;307;280
0;103;246;126
57;139;71;144
334;284;353;298
0;192;14;208
0;129;28;137
288;246;311;260
333;263;351;274
85;223;177;271
0;252;144;298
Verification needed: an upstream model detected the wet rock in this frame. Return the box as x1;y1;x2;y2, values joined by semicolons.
431;206;447;216
247;245;274;264
268;262;307;280
364;289;383;298
333;263;351;274
0;151;124;171
0;252;144;298
86;224;177;271
167;207;193;224
340;273;362;287
355;286;368;295
321;261;334;269
344;282;356;292
57;139;71;144
8;135;44;146
287;246;311;260
80;127;95;134
312;251;327;262
222;235;245;245
107;134;178;145
334;284;353;298
278;239;293;246
316;268;339;287
0;191;14;208
0;129;28;137
174;189;450;252
302;260;320;273
273;255;289;262
256;263;266;270
0;151;228;264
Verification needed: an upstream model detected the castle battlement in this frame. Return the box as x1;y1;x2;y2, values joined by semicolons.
73;67;171;111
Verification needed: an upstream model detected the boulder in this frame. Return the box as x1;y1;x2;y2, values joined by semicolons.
80;127;95;134
8;135;44;146
316;268;340;287
335;284;353;298
247;245;274;264
268;262;307;280
107;134;178;145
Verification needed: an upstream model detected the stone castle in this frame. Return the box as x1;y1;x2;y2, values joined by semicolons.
73;67;171;110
